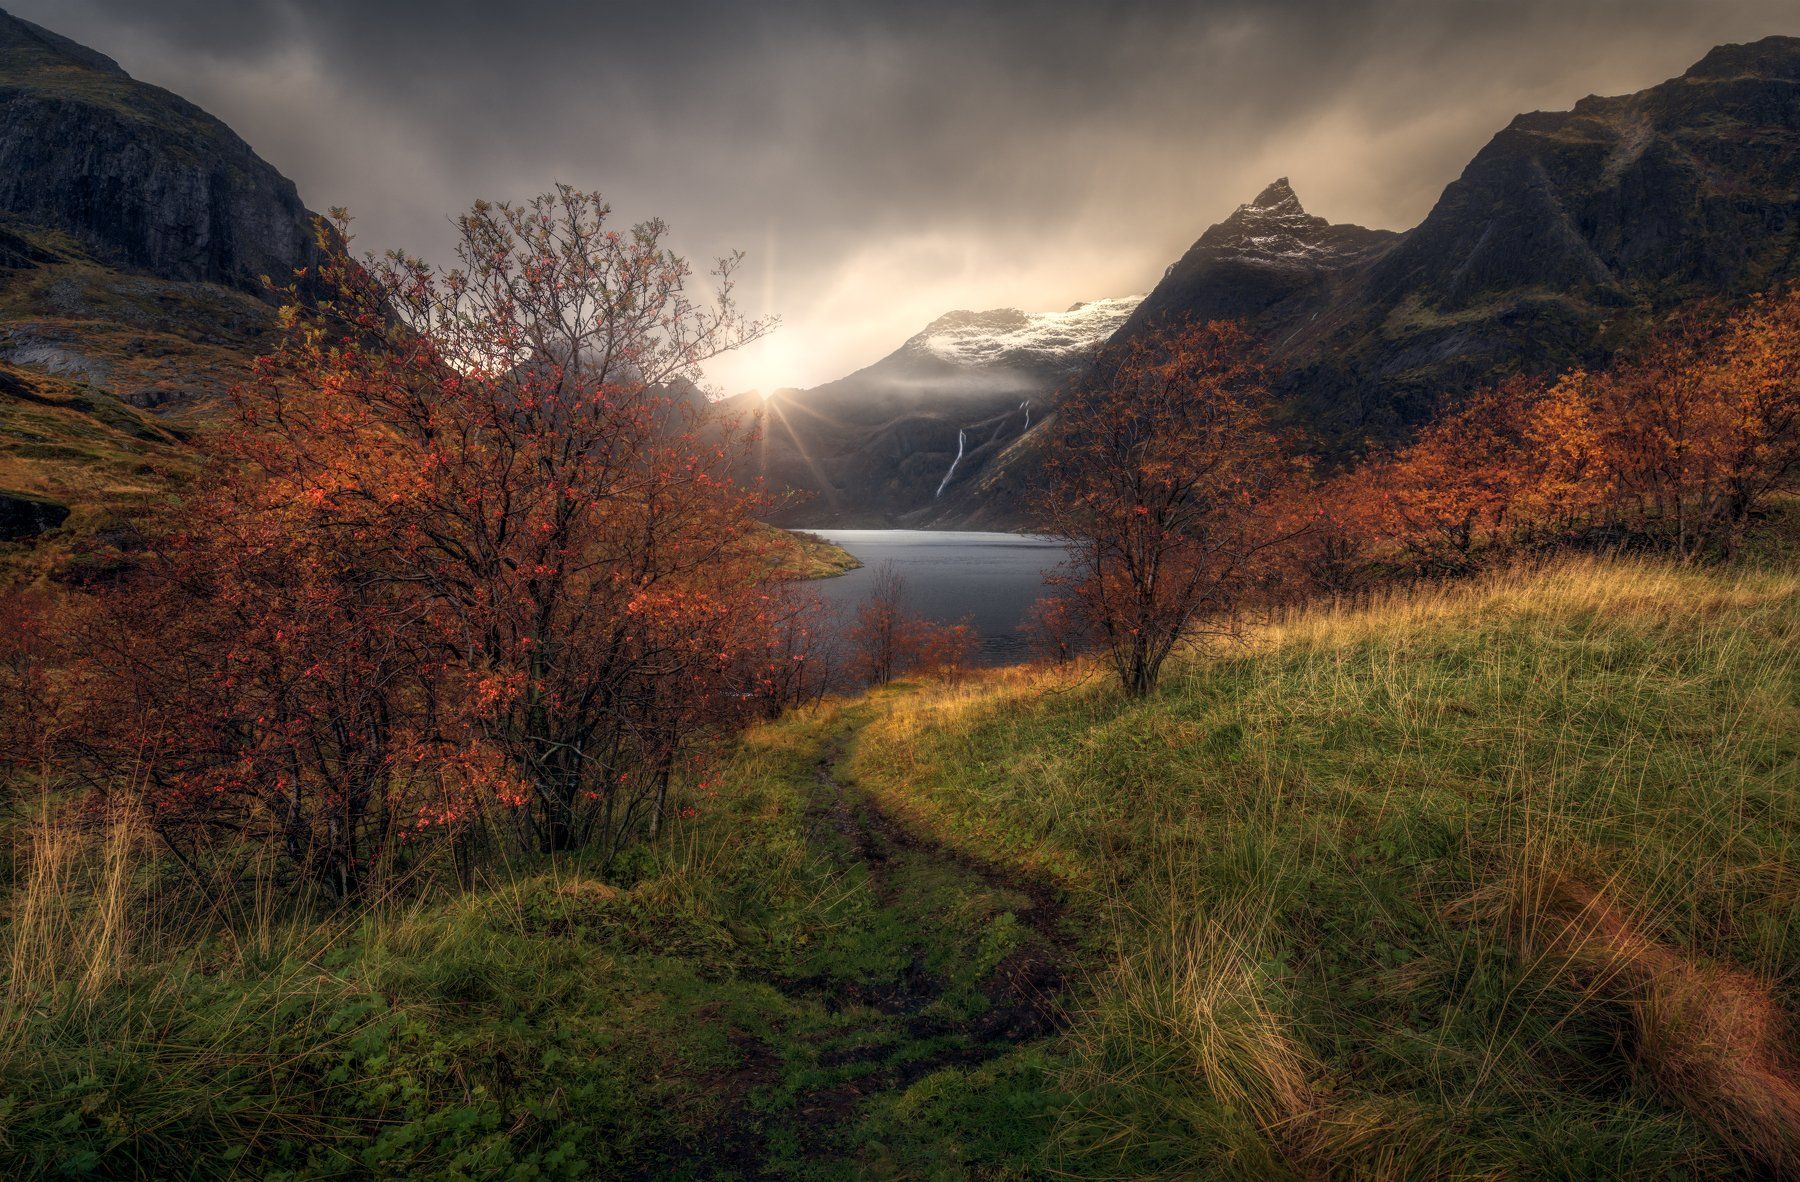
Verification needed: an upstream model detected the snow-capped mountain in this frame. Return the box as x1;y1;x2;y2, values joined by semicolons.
1117;177;1396;339
1189;178;1390;268
724;295;1137;526
735;37;1800;531
1115;39;1800;442
907;297;1141;371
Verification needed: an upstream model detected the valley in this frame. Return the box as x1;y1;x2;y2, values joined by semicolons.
0;6;1795;1181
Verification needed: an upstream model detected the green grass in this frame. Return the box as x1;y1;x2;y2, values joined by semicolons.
848;556;1799;1178
2;553;1795;1178
759;525;861;580
0;706;1059;1179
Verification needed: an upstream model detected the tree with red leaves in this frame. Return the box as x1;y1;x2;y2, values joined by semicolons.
1038;320;1300;698
66;188;788;889
1020;594;1093;665
847;561;915;688
913;617;979;684
236;188;779;858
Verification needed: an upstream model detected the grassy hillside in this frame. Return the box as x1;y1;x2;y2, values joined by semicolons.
2;553;1794;1178
849;556;1798;1177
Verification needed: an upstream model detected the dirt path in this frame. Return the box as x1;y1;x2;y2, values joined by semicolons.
693;713;1076;1178
801;723;1072;1042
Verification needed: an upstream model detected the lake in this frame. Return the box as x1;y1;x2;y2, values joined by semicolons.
808;530;1069;666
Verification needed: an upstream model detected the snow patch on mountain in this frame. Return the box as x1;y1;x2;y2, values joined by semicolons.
911;295;1142;368
1200;178;1386;268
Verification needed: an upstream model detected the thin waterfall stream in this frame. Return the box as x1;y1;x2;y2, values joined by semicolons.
934;429;966;498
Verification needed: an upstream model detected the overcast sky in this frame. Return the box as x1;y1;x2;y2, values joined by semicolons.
12;0;1796;392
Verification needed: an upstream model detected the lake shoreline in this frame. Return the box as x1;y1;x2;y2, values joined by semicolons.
807;529;1069;666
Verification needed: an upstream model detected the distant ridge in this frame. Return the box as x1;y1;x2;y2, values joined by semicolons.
942;35;1800;526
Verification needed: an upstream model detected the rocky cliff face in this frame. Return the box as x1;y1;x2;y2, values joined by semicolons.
1127;36;1800;443
0;9;325;559
0;9;319;296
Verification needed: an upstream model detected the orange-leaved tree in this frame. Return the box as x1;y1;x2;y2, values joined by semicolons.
1584;291;1800;557
61;471;460;897
1356;377;1543;572
65;188;787;888
1038;320;1300;698
235;188;780;858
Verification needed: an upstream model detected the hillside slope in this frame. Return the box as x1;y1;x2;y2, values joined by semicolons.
1140;34;1800;442
0;9;320;562
5;552;1794;1178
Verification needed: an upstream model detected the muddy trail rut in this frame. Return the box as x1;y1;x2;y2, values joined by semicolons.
688;718;1078;1179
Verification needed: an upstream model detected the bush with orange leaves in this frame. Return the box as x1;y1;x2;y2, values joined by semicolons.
1039;320;1304;698
1348;285;1799;572
55;189;796;893
913;617;979;684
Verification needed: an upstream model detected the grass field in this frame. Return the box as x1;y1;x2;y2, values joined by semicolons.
849;555;1799;1178
2;551;1795;1178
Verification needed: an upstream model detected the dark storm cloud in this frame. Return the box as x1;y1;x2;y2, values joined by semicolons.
9;0;1796;390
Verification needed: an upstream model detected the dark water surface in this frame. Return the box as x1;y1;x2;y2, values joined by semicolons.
809;530;1069;665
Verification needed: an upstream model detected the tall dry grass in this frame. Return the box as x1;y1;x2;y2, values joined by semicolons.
848;552;1797;1177
3;797;148;1013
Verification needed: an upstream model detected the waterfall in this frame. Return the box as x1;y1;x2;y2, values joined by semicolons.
934;428;966;498
1020;399;1031;431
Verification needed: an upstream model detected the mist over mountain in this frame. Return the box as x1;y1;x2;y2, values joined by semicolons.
744;35;1800;528
727;296;1138;527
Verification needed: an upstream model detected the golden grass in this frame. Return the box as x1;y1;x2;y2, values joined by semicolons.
1522;873;1800;1176
845;552;1798;1177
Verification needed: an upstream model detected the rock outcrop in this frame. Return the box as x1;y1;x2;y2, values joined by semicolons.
0;489;68;540
0;8;320;296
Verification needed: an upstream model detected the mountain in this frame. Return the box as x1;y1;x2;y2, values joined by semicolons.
913;34;1800;527
0;10;319;295
0;7;321;557
1131;35;1800;442
730;296;1138;526
1119;178;1397;337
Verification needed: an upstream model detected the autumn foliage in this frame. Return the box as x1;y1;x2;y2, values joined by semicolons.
844;561;978;687
1036;290;1797;688
1321;287;1800;579
18;198;1798;890
1038;320;1301;696
30;189;836;894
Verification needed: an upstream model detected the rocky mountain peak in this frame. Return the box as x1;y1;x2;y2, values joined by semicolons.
1246;176;1304;215
1191;177;1390;270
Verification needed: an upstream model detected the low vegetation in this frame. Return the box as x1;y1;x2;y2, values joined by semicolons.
850;551;1799;1178
3;546;1794;1178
